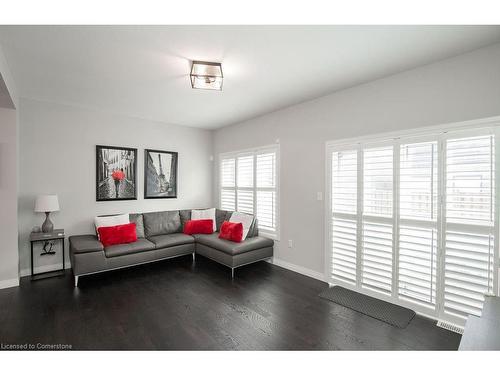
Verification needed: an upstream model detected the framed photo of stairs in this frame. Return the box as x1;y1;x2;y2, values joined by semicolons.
144;149;178;199
96;145;137;201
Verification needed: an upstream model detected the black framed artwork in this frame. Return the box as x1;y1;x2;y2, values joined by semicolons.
96;145;137;201
144;149;178;199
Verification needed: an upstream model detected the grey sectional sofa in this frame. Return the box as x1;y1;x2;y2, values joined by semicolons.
69;209;274;286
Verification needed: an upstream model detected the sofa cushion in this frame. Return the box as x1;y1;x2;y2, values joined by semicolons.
69;235;104;254
179;209;191;227
129;213;145;238
215;209;231;231
148;233;195;249
143;210;181;237
104;238;156;258
194;233;274;255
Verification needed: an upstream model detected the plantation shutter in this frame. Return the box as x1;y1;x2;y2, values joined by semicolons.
256;151;277;232
331;149;358;284
443;135;495;319
220;145;279;238
236;155;254;214
328;126;498;326
398;141;438;308
220;157;236;211
362;146;393;295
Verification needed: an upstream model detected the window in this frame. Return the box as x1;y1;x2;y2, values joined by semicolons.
327;123;499;327
219;145;279;238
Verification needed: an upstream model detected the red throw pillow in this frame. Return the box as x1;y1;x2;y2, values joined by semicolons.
98;223;137;247
183;219;214;235
219;221;243;243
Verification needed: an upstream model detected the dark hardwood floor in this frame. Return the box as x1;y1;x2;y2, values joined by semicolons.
0;255;461;350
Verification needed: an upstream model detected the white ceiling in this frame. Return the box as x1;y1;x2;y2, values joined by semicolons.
1;26;500;129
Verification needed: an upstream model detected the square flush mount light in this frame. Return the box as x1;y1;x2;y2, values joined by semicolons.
190;61;223;91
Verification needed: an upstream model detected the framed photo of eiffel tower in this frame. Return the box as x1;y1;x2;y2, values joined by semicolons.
144;149;178;199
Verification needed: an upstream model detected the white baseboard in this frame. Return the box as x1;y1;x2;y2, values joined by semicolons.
0;277;20;289
20;262;72;277
269;258;327;282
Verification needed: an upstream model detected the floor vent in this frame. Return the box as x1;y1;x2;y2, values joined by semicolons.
437;321;464;334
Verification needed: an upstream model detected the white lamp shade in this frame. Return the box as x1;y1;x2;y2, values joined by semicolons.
34;195;60;213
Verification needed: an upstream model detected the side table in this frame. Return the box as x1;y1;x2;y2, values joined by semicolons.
30;229;65;280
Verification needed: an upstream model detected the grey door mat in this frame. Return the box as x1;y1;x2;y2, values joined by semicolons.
319;286;415;328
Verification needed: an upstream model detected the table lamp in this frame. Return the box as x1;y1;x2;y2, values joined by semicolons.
35;195;60;233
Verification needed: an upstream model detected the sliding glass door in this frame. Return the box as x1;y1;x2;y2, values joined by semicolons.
327;125;498;326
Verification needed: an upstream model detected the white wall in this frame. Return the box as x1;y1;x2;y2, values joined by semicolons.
0;108;19;287
18;98;213;274
213;43;500;277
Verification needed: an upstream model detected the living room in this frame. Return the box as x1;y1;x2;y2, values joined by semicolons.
1;0;500;372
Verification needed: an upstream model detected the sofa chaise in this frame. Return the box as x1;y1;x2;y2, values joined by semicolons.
69;209;274;286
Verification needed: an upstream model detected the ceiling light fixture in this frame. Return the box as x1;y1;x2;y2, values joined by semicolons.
190;61;223;91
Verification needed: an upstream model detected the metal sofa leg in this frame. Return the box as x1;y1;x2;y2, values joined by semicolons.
231;268;234;279
192;252;195;262
74;275;79;287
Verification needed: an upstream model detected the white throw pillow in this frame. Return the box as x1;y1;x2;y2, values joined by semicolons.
191;208;217;232
229;211;254;241
94;213;130;238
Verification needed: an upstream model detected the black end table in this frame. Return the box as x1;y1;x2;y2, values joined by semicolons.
30;229;65;280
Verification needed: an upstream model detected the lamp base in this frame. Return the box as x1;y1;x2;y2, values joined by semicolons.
42;212;54;233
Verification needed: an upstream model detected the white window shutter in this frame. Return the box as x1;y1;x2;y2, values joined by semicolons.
256;152;275;188
361;146;393;295
328;128;498;326
256;152;277;232
363;146;393;217
398;141;438;308
332;150;357;214
444;135;495;319
220;157;236;211
221;158;235;188
331;150;358;284
362;221;393;295
399;226;437;308
331;218;357;284
399;142;437;221
220;189;236;211
237;155;254;188
220;147;279;237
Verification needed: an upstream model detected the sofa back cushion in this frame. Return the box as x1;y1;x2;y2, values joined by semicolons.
129;213;145;238
215;209;231;231
179;209;192;227
143;210;181;237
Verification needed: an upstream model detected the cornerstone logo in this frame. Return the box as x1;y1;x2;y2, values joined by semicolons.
1;343;72;350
